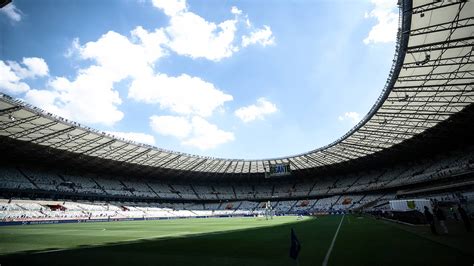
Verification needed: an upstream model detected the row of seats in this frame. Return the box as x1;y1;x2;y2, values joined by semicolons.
0;148;472;201
1;194;382;222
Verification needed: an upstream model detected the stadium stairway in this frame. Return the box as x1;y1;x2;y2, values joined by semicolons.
343;175;364;193
90;177;108;195
232;201;243;213
330;195;343;210
17;168;40;190
190;185;201;200
168;184;183;199
355;194;389;211
307;180;317;196
309;199;319;211
231;186;237;199
145;183;161;198
287;200;299;213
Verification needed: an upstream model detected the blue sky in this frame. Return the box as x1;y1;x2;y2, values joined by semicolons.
0;0;399;159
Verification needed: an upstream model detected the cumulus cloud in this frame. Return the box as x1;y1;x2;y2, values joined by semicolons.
0;57;49;95
231;6;242;15
64;38;81;58
162;8;239;61
0;3;22;22
338;112;361;124
105;131;156;146
150;115;192;139
0;61;30;94
129;73;233;117
182;116;235;150
25;66;124;126
363;0;398;45
242;25;275;48
12;0;274;148
22;57;49;77
25;27;168;126
7;57;49;79
150;115;234;150
151;0;274;61
80;29;167;80
152;0;187;16
234;97;278;123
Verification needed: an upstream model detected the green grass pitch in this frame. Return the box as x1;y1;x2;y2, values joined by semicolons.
0;215;472;266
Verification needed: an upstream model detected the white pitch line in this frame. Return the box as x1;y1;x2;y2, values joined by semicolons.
322;214;345;266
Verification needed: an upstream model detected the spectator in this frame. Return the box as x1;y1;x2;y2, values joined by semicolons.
424;206;437;235
457;205;471;232
435;207;448;234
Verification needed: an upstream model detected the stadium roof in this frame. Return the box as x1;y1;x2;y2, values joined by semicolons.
0;0;473;177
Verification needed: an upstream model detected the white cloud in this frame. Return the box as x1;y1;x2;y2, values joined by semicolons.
0;3;22;22
22;89;63;114
151;0;273;61
25;28;169;126
64;38;80;58
15;0;276;134
105;131;156;146
80;29;167;80
7;57;49;79
0;60;30;94
182;116;234;150
234;97;277;123
150;115;234;150
129;73;233;117
163;10;239;61
338;112;361;124
150;115;192;139
152;0;187;16
25;66;124;126
22;57;49;77
242;25;275;48
363;0;398;45
231;6;242;15
0;57;49;95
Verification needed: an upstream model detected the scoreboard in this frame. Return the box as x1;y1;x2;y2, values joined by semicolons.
266;163;291;178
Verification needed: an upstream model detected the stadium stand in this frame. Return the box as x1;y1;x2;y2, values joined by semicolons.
0;0;473;227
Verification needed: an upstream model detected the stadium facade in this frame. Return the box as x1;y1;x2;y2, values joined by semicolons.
0;0;473;222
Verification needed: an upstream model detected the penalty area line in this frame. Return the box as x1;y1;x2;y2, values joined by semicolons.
322;214;345;266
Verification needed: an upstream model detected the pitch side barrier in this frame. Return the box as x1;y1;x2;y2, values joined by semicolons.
0;214;254;226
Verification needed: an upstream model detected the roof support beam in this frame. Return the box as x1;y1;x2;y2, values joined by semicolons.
0;106;21;116
83;139;116;155
407;36;474;54
0;115;40;130
68;135;104;153
11;121;58;139
50;131;90;149
30;126;76;144
409;17;474;36
412;1;463;15
123;148;153;164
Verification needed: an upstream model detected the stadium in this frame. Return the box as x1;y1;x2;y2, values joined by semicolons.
0;0;473;265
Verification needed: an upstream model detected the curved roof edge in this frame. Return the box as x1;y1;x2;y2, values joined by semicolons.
1;0;473;175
